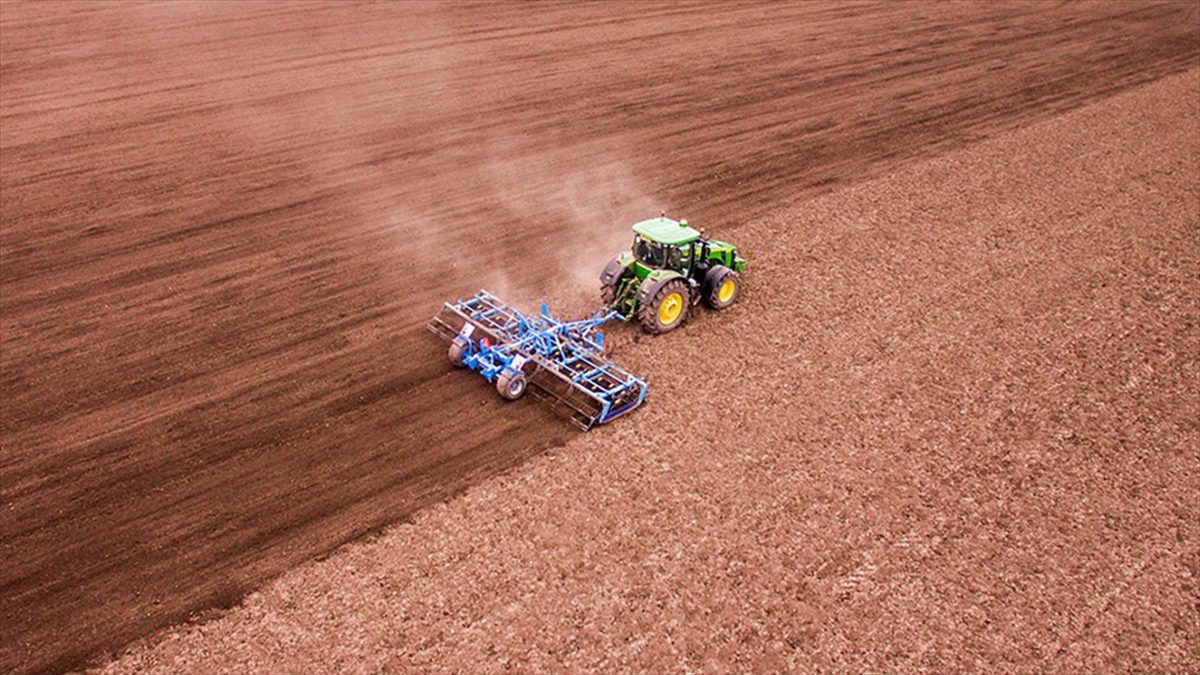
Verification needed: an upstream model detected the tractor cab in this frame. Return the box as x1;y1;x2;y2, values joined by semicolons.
632;236;669;268
601;215;747;334
631;217;702;273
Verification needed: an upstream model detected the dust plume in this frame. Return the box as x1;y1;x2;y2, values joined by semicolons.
474;137;661;315
125;1;666;321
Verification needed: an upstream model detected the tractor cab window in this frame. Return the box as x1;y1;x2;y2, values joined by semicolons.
633;236;667;267
678;244;698;273
665;245;683;270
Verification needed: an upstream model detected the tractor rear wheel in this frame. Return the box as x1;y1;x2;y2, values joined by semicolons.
639;278;690;334
601;283;618;305
496;368;527;400
601;271;634;308
702;266;740;310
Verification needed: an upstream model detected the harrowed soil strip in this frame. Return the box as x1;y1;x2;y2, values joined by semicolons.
101;68;1199;674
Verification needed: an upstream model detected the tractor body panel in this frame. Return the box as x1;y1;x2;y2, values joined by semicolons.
703;239;747;272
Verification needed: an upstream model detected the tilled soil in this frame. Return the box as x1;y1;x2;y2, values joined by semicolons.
1;2;1198;673
102;67;1200;674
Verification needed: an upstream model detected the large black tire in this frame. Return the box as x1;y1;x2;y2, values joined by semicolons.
638;278;690;334
496;368;527;400
600;255;631;306
702;266;740;310
602;272;635;308
601;283;618;306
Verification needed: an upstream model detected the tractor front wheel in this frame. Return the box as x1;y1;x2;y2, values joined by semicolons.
639;278;690;334
702;266;740;310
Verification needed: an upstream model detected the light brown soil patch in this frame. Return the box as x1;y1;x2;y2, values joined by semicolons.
103;67;1200;674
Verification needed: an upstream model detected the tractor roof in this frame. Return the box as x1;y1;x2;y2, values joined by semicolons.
631;216;701;245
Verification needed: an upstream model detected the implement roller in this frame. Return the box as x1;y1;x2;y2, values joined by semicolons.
427;290;648;430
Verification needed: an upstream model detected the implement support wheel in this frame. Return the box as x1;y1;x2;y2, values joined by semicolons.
449;338;468;367
496;368;527;400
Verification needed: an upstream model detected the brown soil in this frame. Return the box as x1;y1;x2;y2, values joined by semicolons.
103;66;1200;674
1;2;1197;673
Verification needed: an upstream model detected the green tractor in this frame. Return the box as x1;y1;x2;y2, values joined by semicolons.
600;215;746;334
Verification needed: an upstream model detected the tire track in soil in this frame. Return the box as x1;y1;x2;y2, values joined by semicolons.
1;2;1197;672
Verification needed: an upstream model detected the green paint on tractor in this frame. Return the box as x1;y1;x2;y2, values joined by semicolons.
600;215;747;334
631;216;702;245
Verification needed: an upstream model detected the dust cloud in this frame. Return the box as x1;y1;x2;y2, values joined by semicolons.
125;1;664;321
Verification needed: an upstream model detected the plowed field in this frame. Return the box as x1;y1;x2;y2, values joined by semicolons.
2;2;1197;673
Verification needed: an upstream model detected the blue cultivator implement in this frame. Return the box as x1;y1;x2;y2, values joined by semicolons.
427;290;648;430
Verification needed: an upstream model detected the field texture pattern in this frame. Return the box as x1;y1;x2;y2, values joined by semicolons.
107;66;1200;674
0;1;1198;673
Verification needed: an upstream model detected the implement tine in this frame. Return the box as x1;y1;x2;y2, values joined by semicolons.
527;366;605;431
